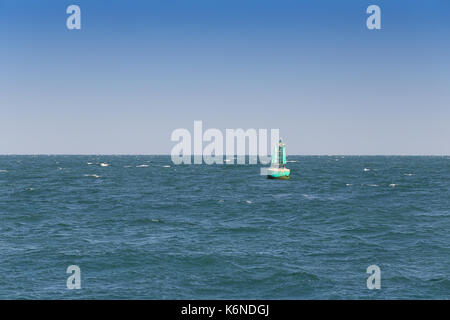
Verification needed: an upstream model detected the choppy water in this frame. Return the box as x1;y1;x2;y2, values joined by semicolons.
0;155;449;299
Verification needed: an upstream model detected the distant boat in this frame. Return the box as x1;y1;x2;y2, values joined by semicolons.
267;139;290;179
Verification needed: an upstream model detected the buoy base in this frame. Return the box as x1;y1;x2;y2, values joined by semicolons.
266;167;290;180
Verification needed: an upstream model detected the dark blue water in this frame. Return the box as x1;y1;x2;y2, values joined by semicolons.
0;156;449;299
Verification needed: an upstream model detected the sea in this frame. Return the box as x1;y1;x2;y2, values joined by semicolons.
0;155;449;299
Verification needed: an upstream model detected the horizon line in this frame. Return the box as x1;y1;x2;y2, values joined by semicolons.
0;154;449;157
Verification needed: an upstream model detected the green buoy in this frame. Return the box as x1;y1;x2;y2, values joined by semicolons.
267;139;290;179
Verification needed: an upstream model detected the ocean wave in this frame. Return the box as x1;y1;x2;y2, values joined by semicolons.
136;164;149;168
131;217;162;224
100;163;109;167
272;193;292;199
84;174;101;178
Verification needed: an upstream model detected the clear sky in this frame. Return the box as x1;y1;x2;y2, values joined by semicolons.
1;0;449;155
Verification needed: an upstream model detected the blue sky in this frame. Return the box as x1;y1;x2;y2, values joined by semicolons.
1;0;449;154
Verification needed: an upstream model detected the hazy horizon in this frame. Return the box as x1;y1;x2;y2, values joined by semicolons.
1;154;448;156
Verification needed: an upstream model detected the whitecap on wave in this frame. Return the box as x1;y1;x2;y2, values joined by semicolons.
136;164;149;168
100;163;109;167
363;168;370;172
0;170;7;173
84;174;101;178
